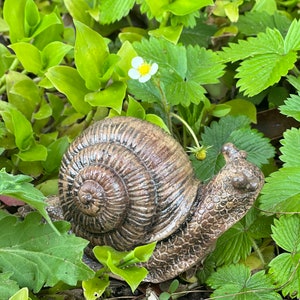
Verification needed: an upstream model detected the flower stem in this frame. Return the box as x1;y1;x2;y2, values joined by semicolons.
170;112;200;148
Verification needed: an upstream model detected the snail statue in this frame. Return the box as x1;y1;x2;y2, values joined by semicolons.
58;116;264;283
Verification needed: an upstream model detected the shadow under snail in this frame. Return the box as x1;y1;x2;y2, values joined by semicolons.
58;116;264;283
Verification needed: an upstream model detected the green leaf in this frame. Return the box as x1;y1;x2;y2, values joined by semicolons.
220;28;285;63
24;0;40;34
280;93;300;122
106;252;147;293
130;38;225;106
126;96;146;119
41;41;73;71
272;215;300;253
17;142;48;162
149;25;183;44
0;169;58;233
0;272;20;300
235;51;297;96
259;168;300;213
63;0;93;26
284;19;300;53
46;66;92;115
164;0;213;15
9;287;29;300
1;108;33;151
192;115;273;181
3;0;27;42
0;213;94;293
83;276;110;300
237;11;291;36
207;264;281;300
85;81;126;114
74;20;109;91
0;44;15;77
279;128;300;167
269;252;300;299
226;99;257;123
6;71;41;119
93;242;156;292
269;215;300;298
99;0;135;24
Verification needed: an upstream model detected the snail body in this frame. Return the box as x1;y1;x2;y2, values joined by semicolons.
59;116;264;283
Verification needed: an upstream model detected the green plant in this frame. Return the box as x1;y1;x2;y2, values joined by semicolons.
0;0;300;298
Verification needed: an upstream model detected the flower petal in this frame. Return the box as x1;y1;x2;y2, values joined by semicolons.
149;63;158;75
128;68;141;79
131;56;144;68
139;74;151;83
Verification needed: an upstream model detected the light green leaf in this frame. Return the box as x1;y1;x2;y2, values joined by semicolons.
259;167;300;213
252;0;277;13
272;215;300;253
9;287;29;300
0;213;94;293
9;42;42;74
0;44;15;77
93;243;156;292
17;142;48;161
284;19;300;53
30;12;61;39
99;0;135;24
286;75;300;91
165;0;213;16
3;0;27;42
41;41;73;70
74;20;109;91
149;25;183;44
207;264;281;300
145;114;170;133
64;0;93;26
279;93;300;122
126;96;146;119
1;108;33;151
0;272;20;300
220;27;284;63
83;276;110;300
210;104;231;118
34;101;52;120
269;215;300;298
24;0;40;33
226;99;257;123
7;72;41;119
269;252;300;299
0;169;57;233
46;66;92;115
85;81;126;113
279;128;300;167
235;51;297;96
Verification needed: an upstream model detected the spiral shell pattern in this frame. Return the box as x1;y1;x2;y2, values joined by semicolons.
59;117;199;251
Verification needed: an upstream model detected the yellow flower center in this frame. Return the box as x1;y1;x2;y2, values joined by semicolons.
138;63;151;76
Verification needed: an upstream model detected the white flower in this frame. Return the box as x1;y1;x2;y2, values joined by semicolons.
128;56;158;83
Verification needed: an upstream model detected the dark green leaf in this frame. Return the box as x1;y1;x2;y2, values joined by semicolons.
0;213;94;293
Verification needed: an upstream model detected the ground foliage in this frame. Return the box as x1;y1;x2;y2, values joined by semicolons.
0;0;300;299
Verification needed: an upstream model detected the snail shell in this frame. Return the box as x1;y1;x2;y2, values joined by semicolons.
59;116;264;283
